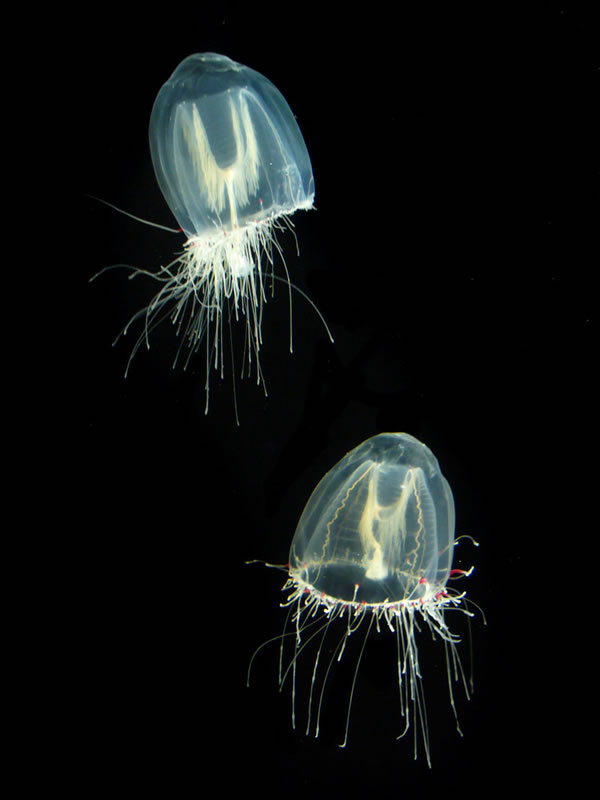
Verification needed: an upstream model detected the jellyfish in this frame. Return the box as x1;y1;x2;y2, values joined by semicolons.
104;53;331;411
248;433;480;766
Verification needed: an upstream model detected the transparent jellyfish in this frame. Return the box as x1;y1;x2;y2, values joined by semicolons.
248;433;480;766
101;53;331;412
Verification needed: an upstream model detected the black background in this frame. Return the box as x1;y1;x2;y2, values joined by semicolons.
65;3;595;794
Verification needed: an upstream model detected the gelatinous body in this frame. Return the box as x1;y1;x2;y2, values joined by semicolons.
150;53;314;237
290;432;455;606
